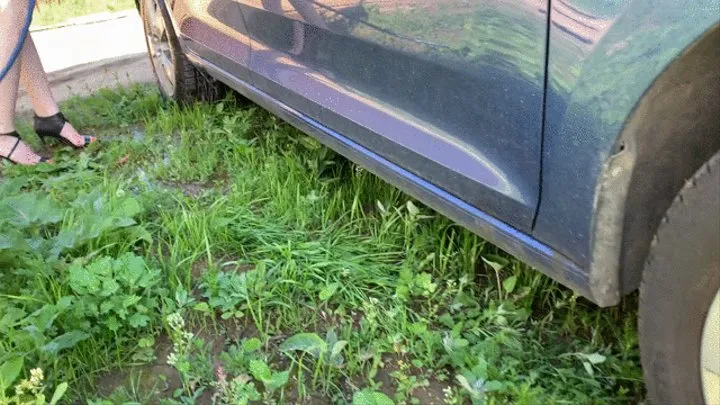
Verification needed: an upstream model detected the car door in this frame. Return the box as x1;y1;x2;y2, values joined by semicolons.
238;0;549;230
171;0;253;83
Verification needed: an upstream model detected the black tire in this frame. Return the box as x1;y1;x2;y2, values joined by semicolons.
140;0;225;104
640;151;720;404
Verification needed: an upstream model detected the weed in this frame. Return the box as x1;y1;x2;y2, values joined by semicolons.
0;362;67;405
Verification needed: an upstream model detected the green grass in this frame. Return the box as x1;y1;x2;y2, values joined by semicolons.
32;0;135;28
0;85;643;404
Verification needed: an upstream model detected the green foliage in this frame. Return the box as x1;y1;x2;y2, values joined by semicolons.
0;85;643;402
0;358;23;393
280;333;328;358
353;389;394;405
67;253;162;333
248;360;290;392
200;270;252;317
1;365;68;405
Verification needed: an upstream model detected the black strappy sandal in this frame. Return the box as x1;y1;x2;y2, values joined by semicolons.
34;112;95;148
1;132;50;164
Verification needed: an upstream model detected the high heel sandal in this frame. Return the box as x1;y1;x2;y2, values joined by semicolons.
34;112;95;148
1;132;50;164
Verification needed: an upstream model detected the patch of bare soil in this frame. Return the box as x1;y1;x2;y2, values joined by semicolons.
371;354;453;405
95;334;181;402
94;313;265;403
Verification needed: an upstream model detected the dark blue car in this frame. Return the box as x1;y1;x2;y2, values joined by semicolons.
137;0;720;402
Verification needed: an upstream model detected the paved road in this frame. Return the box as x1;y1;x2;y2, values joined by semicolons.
17;11;155;112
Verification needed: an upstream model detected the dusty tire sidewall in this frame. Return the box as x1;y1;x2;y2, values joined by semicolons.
639;152;720;404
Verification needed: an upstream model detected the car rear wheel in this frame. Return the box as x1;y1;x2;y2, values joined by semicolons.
639;151;720;404
140;0;225;104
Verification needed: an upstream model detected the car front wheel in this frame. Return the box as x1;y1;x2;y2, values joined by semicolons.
640;151;720;404
140;0;224;104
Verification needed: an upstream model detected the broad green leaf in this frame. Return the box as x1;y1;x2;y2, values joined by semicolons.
1;194;63;227
127;225;153;244
137;268;161;289
115;197;142;218
331;340;348;359
0;307;26;330
319;283;339;301
100;300;115;314
352;389;394;405
50;382;68;405
585;353;606;364
484;380;503;392
0;356;23;390
29;303;63;332
415;273;437;295
41;331;89;354
279;333;327;357
242;338;262;353
456;375;478;397
56;296;73;310
117;253;146;287
175;287;189;306
122;295;142;308
409;322;427;335
0;231;27;251
138;336;155;348
249;360;272;382
105;316;120;332
101;279;120;297
268;370;290;391
325;329;338;348
502;276;517;293
88;257;114;277
406;200;420;217
68;263;100;294
471;359;489;379
0;176;28;195
128;313;151;328
482;256;508;272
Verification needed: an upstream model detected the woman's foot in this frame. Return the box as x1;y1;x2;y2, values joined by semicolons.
59;120;95;148
34;112;96;148
0;133;48;165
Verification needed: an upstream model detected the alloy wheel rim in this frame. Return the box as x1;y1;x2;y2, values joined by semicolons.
146;0;175;96
702;288;720;404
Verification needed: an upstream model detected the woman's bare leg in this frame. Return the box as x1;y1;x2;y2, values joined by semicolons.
0;0;25;133
20;35;89;147
19;35;58;117
0;0;44;164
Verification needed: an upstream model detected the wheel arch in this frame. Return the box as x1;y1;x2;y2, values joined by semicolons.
591;23;720;297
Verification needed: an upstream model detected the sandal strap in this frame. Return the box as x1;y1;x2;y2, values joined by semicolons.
1;132;21;160
7;138;21;161
34;112;67;135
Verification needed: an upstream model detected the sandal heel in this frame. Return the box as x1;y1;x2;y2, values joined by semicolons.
34;112;95;149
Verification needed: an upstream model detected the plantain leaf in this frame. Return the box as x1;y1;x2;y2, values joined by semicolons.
279;333;327;358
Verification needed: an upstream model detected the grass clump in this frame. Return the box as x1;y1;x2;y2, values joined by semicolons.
0;85;643;404
33;0;136;27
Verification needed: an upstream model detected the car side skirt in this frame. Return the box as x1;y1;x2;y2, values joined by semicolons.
186;51;617;307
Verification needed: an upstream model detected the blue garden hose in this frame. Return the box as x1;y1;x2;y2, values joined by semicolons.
0;0;36;82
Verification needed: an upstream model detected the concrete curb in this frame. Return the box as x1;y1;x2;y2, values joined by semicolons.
30;9;138;33
16;53;153;115
45;53;149;85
